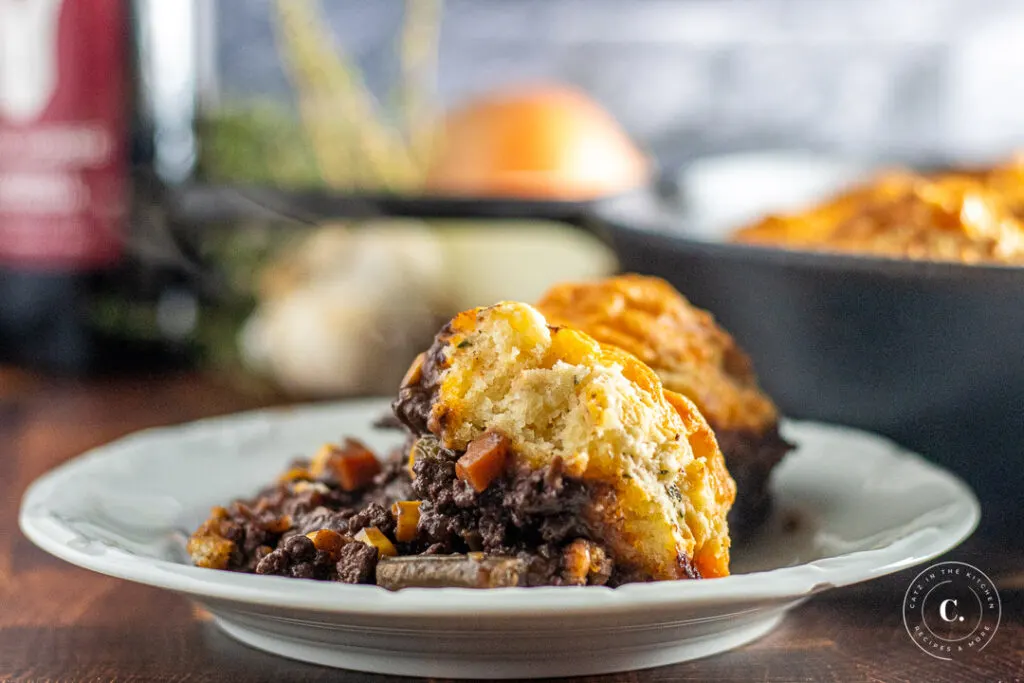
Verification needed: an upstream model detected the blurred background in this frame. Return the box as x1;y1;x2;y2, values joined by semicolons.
206;0;1024;172
3;0;1024;398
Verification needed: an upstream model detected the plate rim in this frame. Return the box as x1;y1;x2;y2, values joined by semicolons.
19;399;981;619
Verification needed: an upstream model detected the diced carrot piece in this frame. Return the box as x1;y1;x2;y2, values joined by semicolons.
455;431;510;492
333;440;382;489
333;447;381;490
391;501;421;542
354;527;398;557
305;529;346;560
310;439;382;491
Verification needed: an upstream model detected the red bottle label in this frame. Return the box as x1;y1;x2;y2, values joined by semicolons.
0;0;126;269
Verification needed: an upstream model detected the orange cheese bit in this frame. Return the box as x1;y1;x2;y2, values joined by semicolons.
406;441;417;479
277;466;313;483
391;501;422;542
455;430;510;493
354;526;398;557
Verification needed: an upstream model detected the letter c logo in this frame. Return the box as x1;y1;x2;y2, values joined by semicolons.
939;599;959;622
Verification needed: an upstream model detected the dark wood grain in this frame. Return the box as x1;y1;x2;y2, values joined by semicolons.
1;373;1021;683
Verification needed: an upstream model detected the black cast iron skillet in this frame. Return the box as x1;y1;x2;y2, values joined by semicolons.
593;193;1023;537
170;184;1024;535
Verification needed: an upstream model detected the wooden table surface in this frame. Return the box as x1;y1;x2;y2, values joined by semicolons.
1;373;1021;683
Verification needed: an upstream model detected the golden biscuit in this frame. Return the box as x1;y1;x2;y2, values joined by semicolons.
536;275;790;536
394;301;735;580
537;274;777;432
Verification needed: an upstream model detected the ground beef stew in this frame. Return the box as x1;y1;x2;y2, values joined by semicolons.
187;435;625;588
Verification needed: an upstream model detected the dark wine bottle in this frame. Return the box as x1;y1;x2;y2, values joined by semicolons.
0;0;199;375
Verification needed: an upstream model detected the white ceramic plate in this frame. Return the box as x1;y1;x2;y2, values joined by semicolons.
19;399;979;679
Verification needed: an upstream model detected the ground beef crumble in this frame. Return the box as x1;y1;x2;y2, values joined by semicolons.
335;542;379;584
188;448;411;581
192;407;706;587
410;436;619;586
